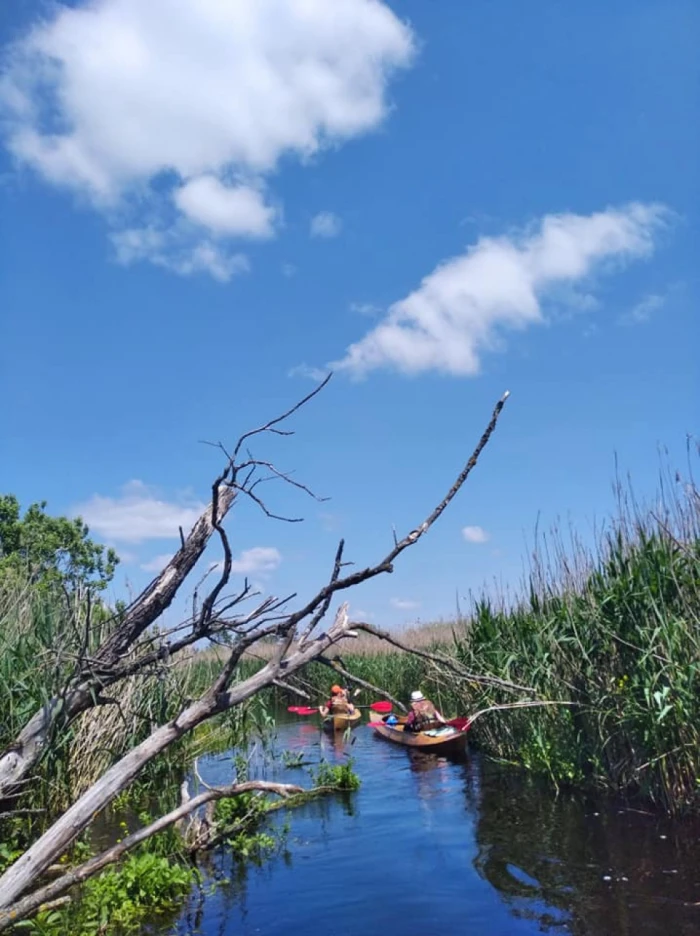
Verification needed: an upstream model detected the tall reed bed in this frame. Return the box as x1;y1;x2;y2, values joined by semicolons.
0;578;256;821
282;457;700;812
453;462;700;811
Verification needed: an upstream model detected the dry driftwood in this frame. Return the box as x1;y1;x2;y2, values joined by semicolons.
0;383;510;921
0;378;330;802
0;780;302;931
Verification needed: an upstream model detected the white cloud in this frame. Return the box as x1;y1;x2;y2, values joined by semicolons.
390;598;420;610
111;228;250;281
143;545;281;577
623;292;665;325
287;363;331;381
173;177;276;238
73;480;206;544
310;211;342;238
462;525;489;544
229;547;281;577
1;0;413;276
332;203;669;377
140;553;174;573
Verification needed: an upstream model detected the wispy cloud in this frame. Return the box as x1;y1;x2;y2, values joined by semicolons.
462;525;489;544
140;553;174;574
621;292;665;325
390;598;420;610
73;481;205;544
142;545;281;578
350;301;382;317
111;229;250;282
332;203;669;377
288;363;331;382
0;0;413;277
226;547;282;577
310;211;342;239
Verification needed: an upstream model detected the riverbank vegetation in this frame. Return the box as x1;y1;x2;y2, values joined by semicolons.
292;455;700;812
0;384;510;931
1;378;695;931
452;469;699;811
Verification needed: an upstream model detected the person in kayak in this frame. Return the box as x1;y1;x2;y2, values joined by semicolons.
404;690;446;732
326;684;355;715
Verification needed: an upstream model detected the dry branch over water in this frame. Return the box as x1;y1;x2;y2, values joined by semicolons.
0;381;511;926
281;448;700;812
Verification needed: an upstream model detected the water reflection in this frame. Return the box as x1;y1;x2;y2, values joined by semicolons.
319;724;361;757
469;762;700;936
156;719;699;936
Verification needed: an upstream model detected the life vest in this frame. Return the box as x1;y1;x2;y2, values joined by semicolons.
407;699;440;731
328;696;350;714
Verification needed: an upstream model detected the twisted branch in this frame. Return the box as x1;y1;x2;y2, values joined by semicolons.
0;781;303;932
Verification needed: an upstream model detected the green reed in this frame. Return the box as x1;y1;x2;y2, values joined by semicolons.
450;455;700;811
284;456;700;812
0;577;262;825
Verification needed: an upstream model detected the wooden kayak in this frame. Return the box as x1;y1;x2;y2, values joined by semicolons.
319;707;362;732
368;710;469;754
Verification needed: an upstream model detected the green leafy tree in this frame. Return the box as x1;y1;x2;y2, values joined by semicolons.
0;495;118;592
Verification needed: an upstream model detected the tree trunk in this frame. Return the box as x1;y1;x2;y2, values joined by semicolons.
0;630;330;908
0;486;236;800
0;780;303;931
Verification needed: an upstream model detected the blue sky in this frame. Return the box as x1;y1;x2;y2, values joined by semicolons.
1;0;697;627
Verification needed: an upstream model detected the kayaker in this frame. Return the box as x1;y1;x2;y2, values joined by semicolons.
404;690;446;732
326;684;355;715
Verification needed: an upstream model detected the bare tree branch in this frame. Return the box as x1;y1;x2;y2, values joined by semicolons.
278;389;512;637
314;656;408;713
0;378;334;800
349;620;536;695
298;540;345;646
231;373;332;460
0;780;303;933
0;389;511;918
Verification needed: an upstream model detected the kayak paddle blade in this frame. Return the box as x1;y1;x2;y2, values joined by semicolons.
447;717;471;732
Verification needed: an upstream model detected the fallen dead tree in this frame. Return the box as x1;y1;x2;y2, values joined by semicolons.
0;379;510;926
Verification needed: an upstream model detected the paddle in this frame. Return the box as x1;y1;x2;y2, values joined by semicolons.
446;717;471;732
287;700;392;716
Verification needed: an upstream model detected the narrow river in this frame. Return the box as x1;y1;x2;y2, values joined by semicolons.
156;716;699;936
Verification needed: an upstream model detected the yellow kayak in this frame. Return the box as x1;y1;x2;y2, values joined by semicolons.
319;707;362;732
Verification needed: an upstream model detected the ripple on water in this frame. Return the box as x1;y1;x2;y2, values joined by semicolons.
159;720;700;936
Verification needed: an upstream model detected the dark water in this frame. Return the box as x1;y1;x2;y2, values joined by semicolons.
158;718;700;936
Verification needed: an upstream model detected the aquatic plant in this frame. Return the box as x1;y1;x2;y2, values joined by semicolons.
312;759;362;791
13;851;197;936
